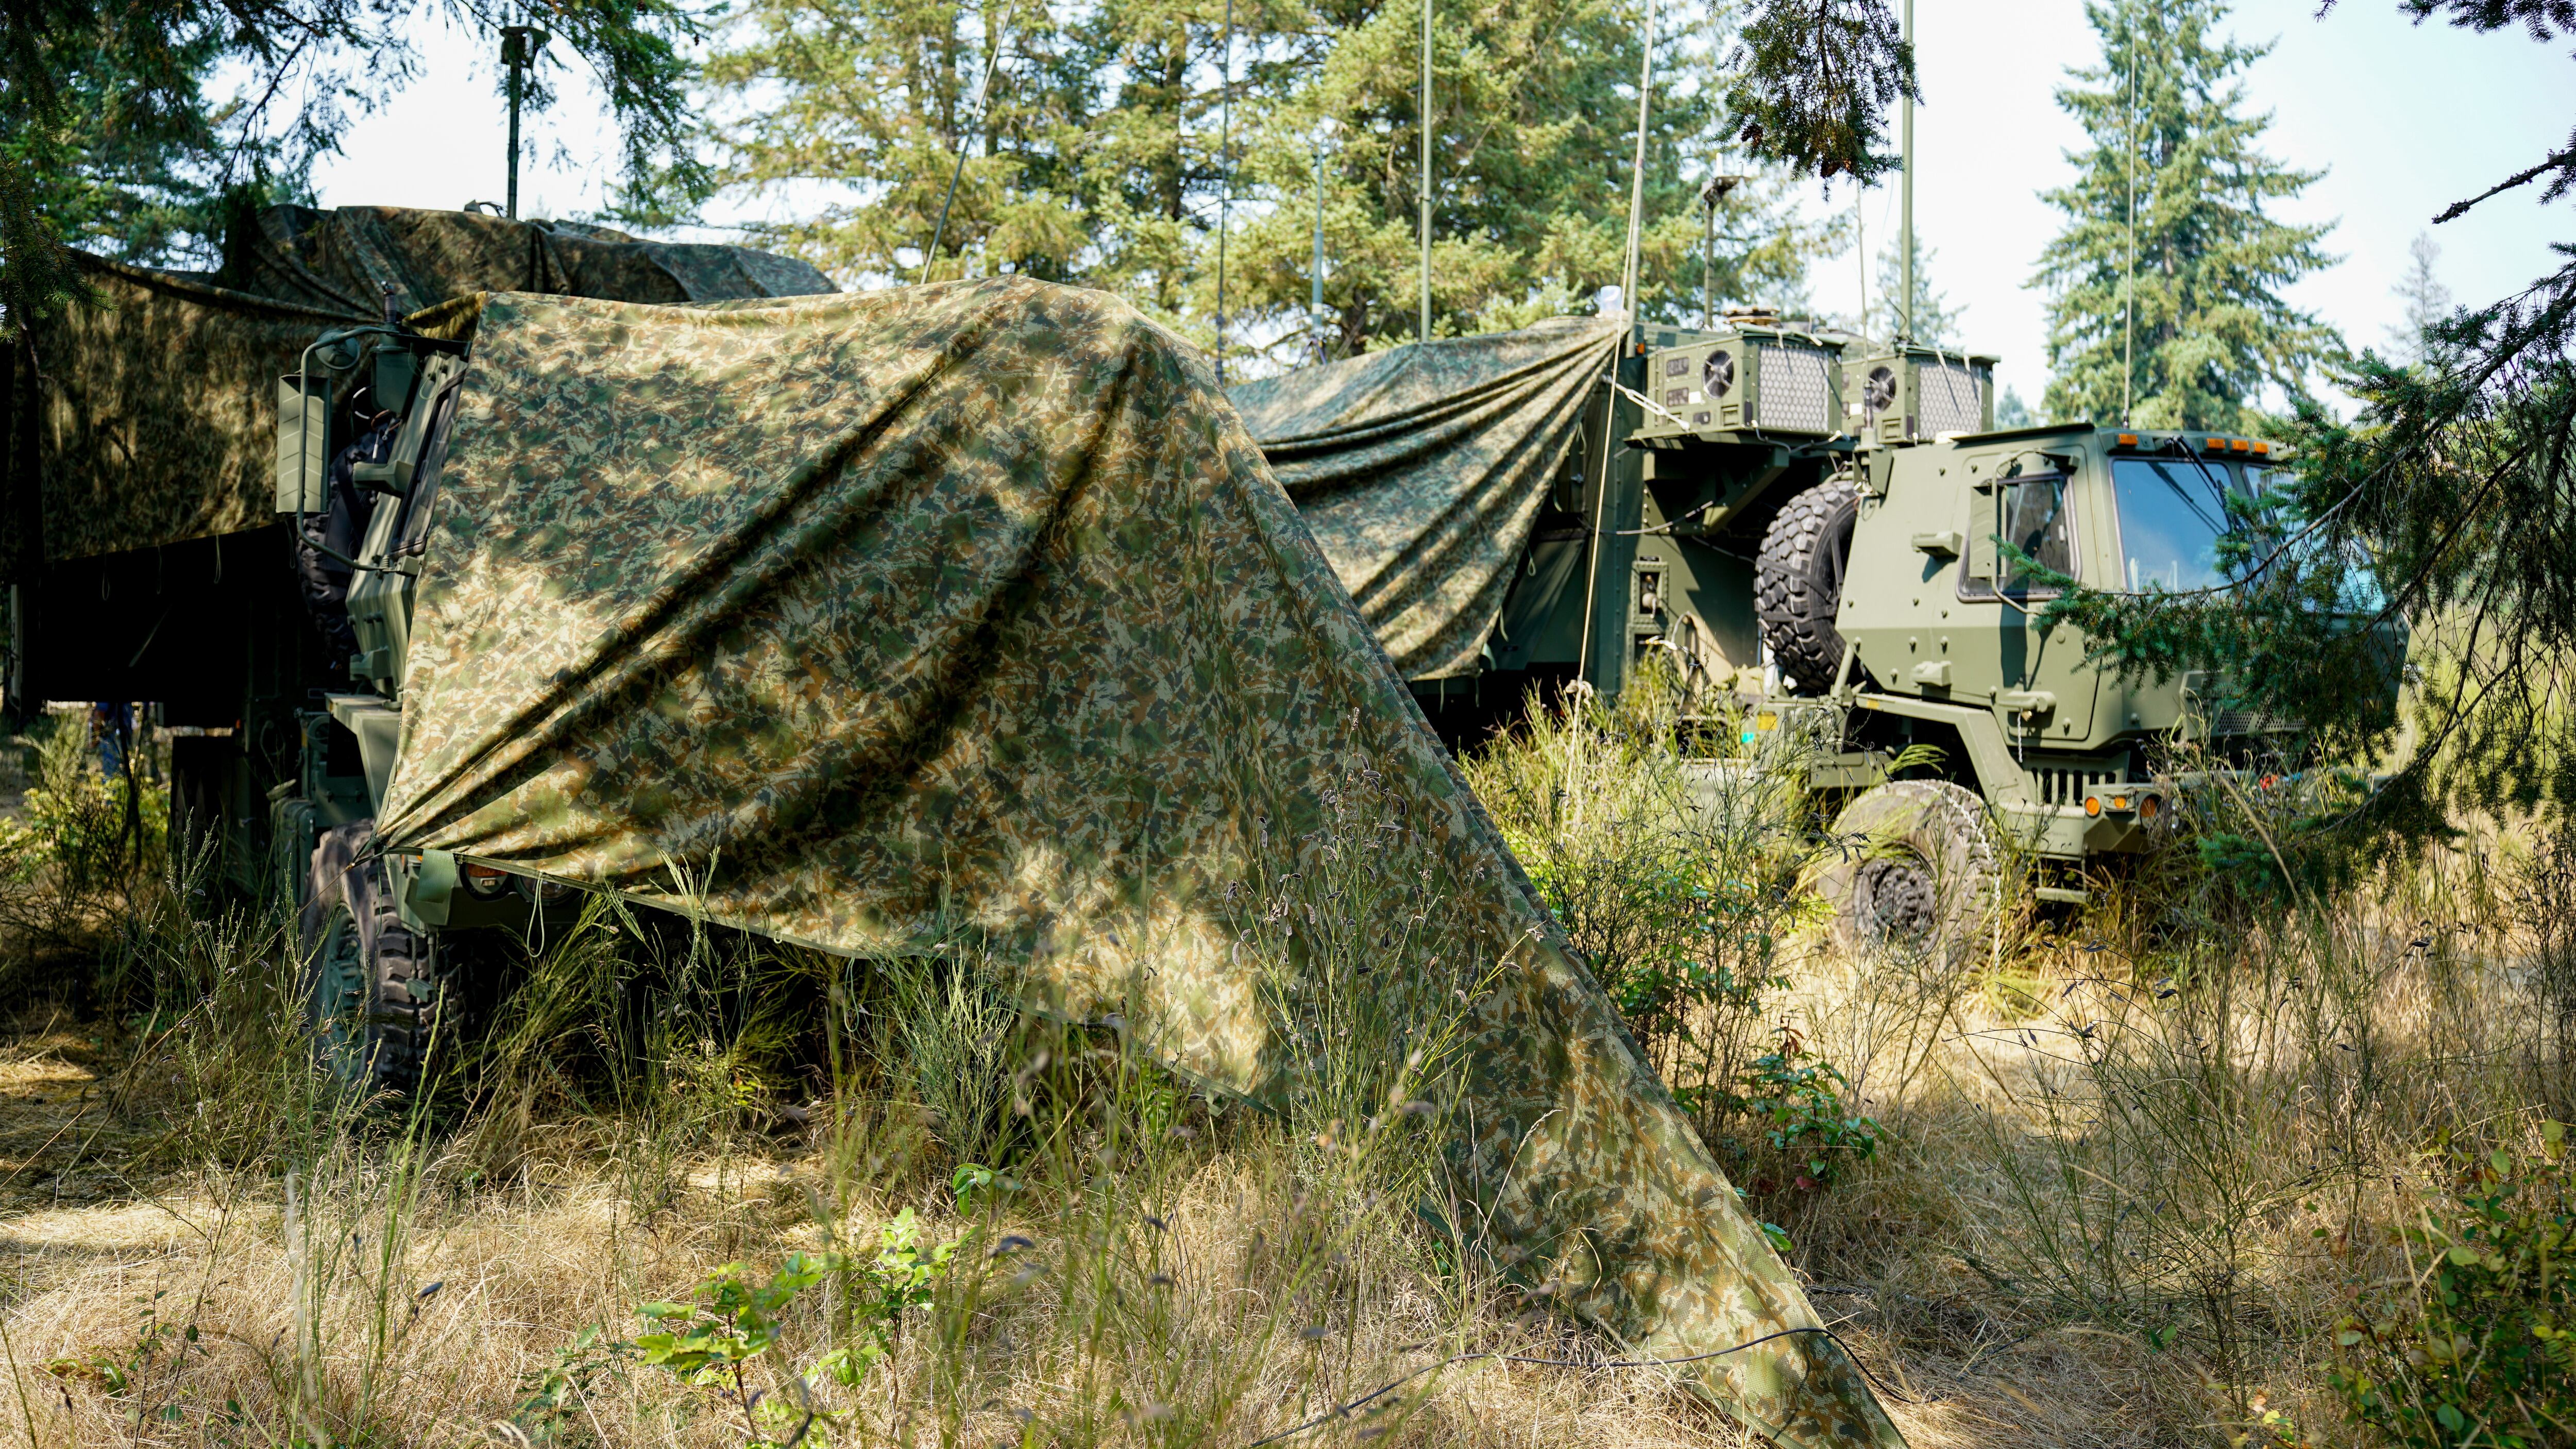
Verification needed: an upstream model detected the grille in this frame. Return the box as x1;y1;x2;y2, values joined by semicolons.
1916;361;1986;436
2210;710;2301;736
2029;762;2128;808
1754;343;1835;433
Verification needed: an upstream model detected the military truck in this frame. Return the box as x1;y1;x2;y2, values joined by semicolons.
3;206;837;1084
1234;314;2376;957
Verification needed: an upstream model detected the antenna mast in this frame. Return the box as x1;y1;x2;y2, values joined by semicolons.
501;23;543;219
1616;0;1655;322
1419;0;1433;344
919;10;1010;284
2123;14;2138;425
1896;0;1913;341
1217;0;1234;382
1313;128;1330;362
1582;0;1657;689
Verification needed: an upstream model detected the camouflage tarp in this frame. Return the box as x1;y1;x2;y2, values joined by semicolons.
225;205;835;319
1226;318;1617;679
372;277;1904;1447
14;207;833;563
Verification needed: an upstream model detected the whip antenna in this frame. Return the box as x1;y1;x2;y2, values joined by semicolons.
920;7;1011;286
1419;0;1433;344
1897;0;1912;340
1581;0;1657;688
1217;0;1234;381
2123;12;2138;425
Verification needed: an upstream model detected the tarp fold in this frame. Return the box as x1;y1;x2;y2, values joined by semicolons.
1227;319;1617;679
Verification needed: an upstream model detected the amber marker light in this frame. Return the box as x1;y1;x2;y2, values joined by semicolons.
2083;796;2104;818
2140;794;2163;820
462;862;513;899
2115;432;2139;448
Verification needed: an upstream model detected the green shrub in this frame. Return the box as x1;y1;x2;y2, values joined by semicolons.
2332;1122;2576;1448
1460;670;1827;1150
1727;1027;1882;1192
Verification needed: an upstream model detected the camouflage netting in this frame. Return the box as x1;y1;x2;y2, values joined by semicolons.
372;278;1903;1447
1227;318;1617;679
13;206;833;563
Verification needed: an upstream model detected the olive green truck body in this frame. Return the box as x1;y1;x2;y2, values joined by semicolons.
1387;317;2331;877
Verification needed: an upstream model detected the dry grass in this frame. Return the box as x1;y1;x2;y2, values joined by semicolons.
0;704;2566;1448
0;1071;1758;1448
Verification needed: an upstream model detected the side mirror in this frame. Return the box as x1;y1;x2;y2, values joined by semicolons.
276;374;332;514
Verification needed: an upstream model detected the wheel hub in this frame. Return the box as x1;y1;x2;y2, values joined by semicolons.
1855;854;1940;942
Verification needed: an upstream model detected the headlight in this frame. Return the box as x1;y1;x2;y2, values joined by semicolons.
517;874;575;903
460;861;513;899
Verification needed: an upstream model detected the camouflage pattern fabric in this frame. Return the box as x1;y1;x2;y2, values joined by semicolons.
20;261;359;563
372;278;1904;1447
225;206;835;319
1227;319;1617;679
14;207;833;564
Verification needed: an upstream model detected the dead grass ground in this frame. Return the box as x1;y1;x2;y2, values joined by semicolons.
0;924;2444;1449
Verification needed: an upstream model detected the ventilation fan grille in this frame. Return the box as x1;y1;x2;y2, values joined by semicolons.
1916;361;1987;436
1754;343;1835;434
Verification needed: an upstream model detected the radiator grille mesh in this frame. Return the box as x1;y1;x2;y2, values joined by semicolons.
1916;361;1987;436
1753;343;1835;434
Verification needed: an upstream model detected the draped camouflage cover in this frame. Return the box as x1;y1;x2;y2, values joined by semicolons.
372;278;1902;1447
225;205;835;319
1227;319;1617;679
14;207;832;563
19;263;355;563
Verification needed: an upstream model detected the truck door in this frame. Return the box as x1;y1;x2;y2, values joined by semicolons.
1961;466;2099;742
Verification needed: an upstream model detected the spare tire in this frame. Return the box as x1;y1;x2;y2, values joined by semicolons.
1817;781;2001;966
1756;475;1871;694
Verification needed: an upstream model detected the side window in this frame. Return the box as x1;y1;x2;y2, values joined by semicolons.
1961;470;2076;599
2002;474;2074;593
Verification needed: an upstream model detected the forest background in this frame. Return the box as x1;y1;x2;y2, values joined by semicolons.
7;0;2566;414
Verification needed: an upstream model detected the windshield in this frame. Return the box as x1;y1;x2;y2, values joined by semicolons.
2110;456;2250;592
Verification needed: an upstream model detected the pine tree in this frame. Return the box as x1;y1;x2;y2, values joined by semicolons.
1220;0;1836;363
699;0;1102;288
700;0;1839;366
2035;0;2338;432
2384;230;2451;366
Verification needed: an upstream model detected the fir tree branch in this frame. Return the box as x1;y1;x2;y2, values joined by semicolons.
2431;141;2576;223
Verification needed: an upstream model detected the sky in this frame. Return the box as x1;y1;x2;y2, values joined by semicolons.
307;2;2574;409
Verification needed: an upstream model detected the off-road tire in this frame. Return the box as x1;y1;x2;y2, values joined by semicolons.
302;823;449;1096
1817;781;2001;966
1756;476;1872;694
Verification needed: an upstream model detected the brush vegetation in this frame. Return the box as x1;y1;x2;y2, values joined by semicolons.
0;694;2569;1448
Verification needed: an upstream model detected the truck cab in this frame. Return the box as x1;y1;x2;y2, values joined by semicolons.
1825;424;2297;861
